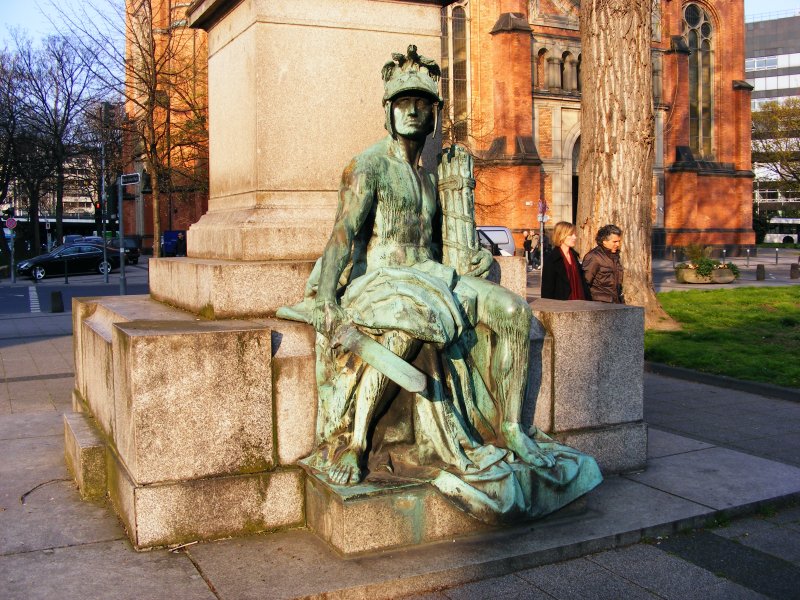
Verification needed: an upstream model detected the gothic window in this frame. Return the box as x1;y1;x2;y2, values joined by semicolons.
683;3;714;158
441;3;469;142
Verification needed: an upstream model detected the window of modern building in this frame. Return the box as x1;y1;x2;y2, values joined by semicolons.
745;56;778;71
683;3;714;158
441;3;469;143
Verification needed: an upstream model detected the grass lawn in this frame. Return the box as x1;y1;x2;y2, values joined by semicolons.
645;286;800;388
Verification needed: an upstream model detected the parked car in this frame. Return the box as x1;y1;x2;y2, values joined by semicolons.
108;237;141;265
16;244;120;280
160;230;187;256
63;234;84;245
476;225;515;256
80;236;107;245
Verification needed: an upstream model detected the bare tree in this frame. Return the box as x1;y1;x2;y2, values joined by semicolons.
0;49;21;261
13;128;54;253
14;33;99;244
49;0;208;256
578;1;674;329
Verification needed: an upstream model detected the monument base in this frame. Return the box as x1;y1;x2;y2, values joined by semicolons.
149;257;315;318
69;294;316;549
305;473;490;555
66;282;645;551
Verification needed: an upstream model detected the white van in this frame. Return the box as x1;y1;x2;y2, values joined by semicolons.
476;225;515;256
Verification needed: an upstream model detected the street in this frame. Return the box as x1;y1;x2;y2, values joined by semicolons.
0;258;150;314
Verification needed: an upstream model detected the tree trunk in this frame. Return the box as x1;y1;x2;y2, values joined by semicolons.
578;0;676;330
29;187;41;254
56;158;64;243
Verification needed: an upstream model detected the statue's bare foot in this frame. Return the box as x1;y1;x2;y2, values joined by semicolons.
501;422;556;468
328;448;363;485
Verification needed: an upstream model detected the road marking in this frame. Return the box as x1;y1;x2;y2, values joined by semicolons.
28;286;40;313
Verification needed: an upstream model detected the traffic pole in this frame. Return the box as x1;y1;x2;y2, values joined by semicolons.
100;143;108;284
118;177;127;295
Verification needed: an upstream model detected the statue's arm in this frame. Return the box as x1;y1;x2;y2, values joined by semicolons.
312;165;373;336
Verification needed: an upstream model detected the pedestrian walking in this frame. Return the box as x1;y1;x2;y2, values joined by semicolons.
541;221;590;300
582;224;623;303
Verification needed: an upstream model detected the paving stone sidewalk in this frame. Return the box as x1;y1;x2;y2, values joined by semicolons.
2;312;800;599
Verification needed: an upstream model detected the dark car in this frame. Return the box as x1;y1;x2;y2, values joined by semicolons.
63;234;84;245
108;237;141;265
16;244;120;280
80;236;107;245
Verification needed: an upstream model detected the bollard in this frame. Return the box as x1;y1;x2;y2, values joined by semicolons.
776;248;779;265
50;291;64;313
756;264;766;281
671;248;675;268
791;263;799;279
722;248;726;263
746;248;750;267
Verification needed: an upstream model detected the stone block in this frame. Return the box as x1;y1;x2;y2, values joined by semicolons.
149;257;315;318
112;318;273;484
107;448;305;549
72;295;198;437
553;422;648;474
187;0;442;262
305;475;489;555
71;388;85;413
488;255;528;298
63;412;107;500
529;300;645;474
531;300;644;431
259;318;318;465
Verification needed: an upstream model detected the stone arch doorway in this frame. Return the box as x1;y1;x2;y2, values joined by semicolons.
571;136;580;224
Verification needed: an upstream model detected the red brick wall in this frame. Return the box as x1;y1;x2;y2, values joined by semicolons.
467;0;754;249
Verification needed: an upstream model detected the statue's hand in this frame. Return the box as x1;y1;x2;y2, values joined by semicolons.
311;299;346;339
464;247;493;277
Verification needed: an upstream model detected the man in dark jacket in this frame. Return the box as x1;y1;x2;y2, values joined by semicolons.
582;224;623;303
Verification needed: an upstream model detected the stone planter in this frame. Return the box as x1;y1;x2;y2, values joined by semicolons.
675;268;736;284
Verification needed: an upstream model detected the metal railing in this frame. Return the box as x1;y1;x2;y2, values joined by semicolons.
746;9;800;23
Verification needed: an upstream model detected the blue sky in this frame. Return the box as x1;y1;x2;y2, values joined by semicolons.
1;0;799;47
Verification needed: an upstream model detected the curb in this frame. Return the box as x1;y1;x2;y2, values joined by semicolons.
645;362;800;403
308;491;800;600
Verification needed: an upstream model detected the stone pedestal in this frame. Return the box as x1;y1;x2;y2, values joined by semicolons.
71;295;316;548
529;300;647;473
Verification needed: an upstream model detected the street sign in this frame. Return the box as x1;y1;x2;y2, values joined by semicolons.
120;173;140;185
537;215;550;222
5;217;16;229
538;200;548;214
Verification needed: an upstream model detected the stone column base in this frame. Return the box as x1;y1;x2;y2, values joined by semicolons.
149;257;315;318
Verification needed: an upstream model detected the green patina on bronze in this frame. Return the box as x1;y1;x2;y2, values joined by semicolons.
278;45;602;525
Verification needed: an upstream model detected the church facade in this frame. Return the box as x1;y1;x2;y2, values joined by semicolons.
440;0;754;253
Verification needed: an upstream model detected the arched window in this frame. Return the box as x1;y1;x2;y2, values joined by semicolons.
441;3;469;142
683;3;714;158
536;48;548;90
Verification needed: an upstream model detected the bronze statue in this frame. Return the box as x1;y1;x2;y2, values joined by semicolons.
279;46;601;523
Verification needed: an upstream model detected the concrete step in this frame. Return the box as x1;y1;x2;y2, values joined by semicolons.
63;412;107;501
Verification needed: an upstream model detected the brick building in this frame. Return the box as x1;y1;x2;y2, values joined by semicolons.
123;0;208;253
441;0;754;253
